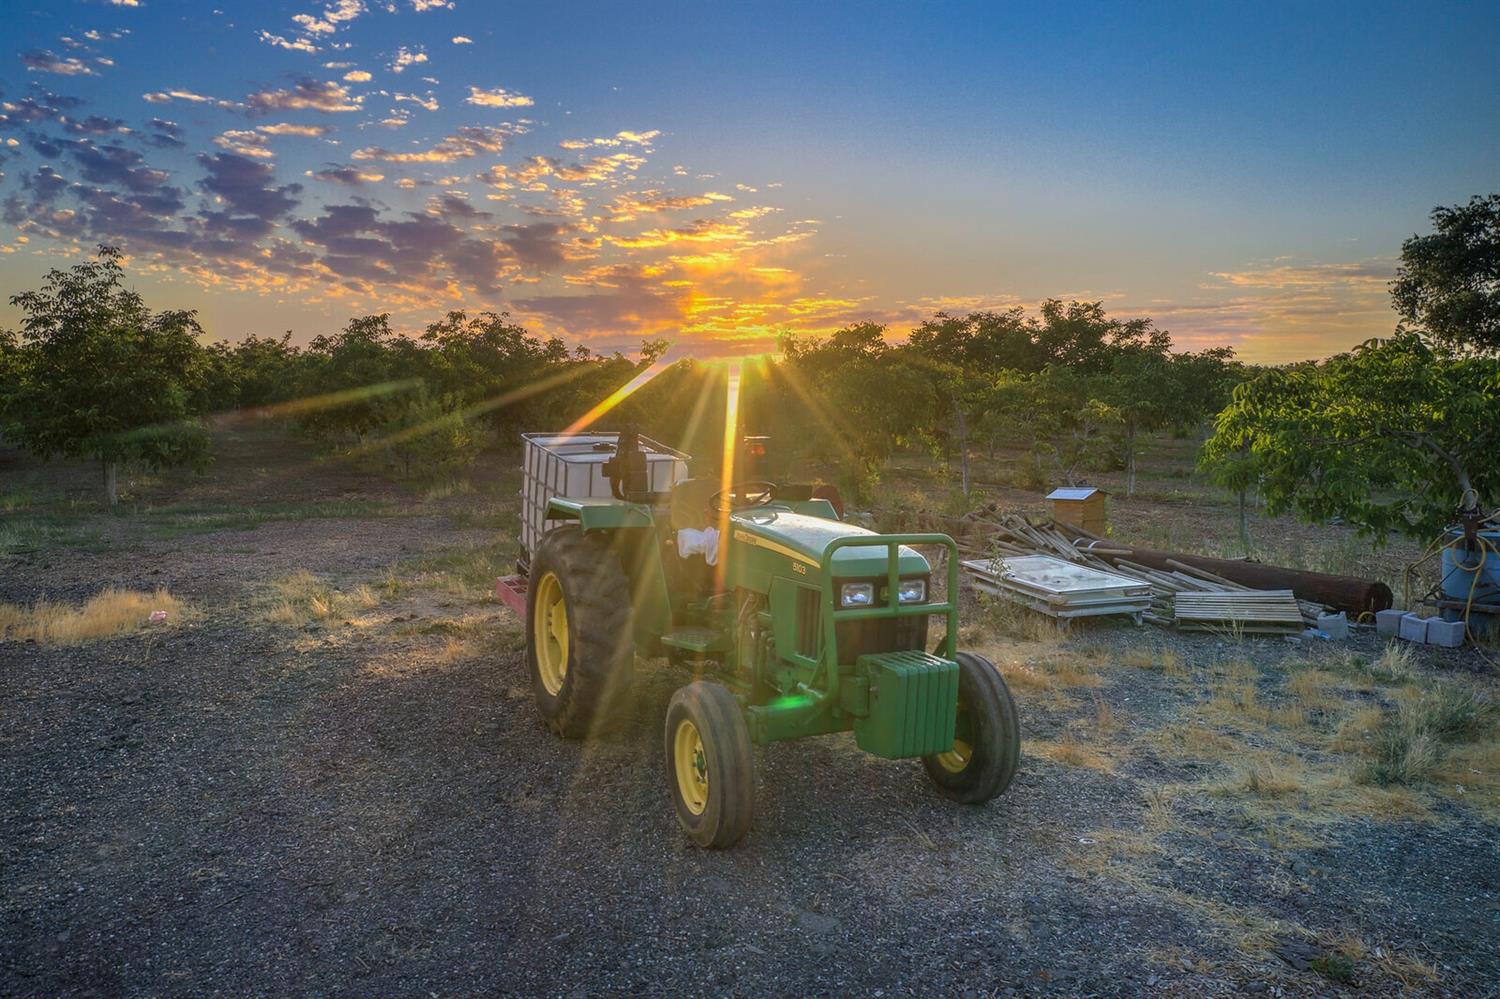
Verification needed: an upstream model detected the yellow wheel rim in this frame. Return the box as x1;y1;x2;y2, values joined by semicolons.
936;739;972;774
532;571;568;696
673;719;709;816
936;691;972;773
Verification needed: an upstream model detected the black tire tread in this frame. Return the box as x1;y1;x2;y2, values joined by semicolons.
921;651;1021;803
665;681;754;848
526;525;635;738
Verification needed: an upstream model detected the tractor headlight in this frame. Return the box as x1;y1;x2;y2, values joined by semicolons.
839;582;875;607
896;579;927;604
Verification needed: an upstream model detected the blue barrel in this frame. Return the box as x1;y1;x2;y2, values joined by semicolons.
1441;528;1500;629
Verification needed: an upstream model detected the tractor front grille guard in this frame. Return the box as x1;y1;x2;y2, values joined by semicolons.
818;534;960;703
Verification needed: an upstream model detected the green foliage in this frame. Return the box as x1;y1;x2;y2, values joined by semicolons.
780;323;940;500
1364;684;1497;786
373;392;485;482
1391;194;1500;354
1203;333;1500;539
0;246;212;504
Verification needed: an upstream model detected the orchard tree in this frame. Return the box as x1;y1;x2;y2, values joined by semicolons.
300;314;421;442
1391;194;1500;354
1;246;211;506
780;324;939;500
1202;333;1499;541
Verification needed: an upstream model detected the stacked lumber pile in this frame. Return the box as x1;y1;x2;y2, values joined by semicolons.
953;510;1325;633
1174;590;1305;634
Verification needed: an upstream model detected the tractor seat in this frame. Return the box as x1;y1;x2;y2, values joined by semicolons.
670;477;719;531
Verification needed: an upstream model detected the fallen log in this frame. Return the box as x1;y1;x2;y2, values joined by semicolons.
1061;537;1393;614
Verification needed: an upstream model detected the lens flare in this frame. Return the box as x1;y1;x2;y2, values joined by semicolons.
558;359;671;437
713;358;742;590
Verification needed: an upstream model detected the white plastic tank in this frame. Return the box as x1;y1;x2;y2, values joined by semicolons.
520;432;690;556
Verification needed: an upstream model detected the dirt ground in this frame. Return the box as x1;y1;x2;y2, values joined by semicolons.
3;425;1498;997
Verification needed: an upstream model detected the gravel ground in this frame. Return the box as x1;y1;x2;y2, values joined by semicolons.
3;438;1498;997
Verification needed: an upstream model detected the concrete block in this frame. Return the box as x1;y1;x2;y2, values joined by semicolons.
1425;618;1465;648
1316;612;1349;640
1375;608;1405;638
1398;613;1428;644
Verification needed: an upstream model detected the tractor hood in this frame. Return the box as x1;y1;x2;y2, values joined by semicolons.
729;509;930;578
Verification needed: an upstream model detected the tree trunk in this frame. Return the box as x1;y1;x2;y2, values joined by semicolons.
1125;419;1138;498
103;459;119;508
1237;487;1250;556
955;404;970;497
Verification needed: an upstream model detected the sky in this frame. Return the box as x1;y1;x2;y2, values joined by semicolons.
0;0;1495;363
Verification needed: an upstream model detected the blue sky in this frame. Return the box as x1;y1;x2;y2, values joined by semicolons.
1;0;1495;360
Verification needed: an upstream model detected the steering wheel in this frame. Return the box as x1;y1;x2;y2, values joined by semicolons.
709;480;778;512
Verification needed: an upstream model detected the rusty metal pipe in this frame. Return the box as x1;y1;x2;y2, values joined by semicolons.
1059;528;1393;614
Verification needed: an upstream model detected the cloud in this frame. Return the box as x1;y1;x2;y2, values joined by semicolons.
410;0;453;9
259;31;319;53
214;129;275;158
70;141;172;194
1207;260;1394;292
261;1;366;54
558;129;659;150
311;164;385;184
552;151;646;183
343;69;372;82
24;165;69;202
514;263;687;334
143;118;184;148
110;0;140;6
501;221;570;272
257;122;332;137
607;218;747;249
142;89;220;105
451;35;473;44
292;199;515;294
394;92;439;111
21;51;98;76
246;78;362;112
389;46;428;73
197;152;302;220
605;189;733;221
466;86;534;108
0;90;84;129
352;123;522;163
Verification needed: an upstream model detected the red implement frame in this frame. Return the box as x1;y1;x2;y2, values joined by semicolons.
495;575;528;616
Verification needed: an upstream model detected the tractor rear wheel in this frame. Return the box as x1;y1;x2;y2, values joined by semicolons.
921;651;1020;803
664;681;754;848
525;525;634;738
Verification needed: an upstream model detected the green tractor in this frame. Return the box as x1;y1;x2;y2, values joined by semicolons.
498;429;1020;847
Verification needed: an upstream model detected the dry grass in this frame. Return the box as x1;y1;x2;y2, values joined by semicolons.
0;588;184;645
1234;761;1302;799
263;570;379;627
1030;733;1114;772
1121;645;1185;677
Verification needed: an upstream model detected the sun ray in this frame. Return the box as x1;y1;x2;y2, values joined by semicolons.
767;360;863;467
558;359;672;438
214;379;422;424
343;363;596;458
713;358;743;591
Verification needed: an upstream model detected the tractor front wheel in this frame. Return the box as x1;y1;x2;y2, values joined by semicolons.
664;681;754;848
921;651;1020;803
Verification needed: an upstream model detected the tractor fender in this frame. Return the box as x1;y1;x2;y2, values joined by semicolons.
545;496;655;530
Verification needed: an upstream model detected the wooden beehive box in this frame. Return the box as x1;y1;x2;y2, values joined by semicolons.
1047;486;1108;535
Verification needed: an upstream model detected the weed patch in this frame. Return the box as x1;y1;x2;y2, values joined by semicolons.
0;588;184;645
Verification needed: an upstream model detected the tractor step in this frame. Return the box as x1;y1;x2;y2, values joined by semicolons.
659;627;729;653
